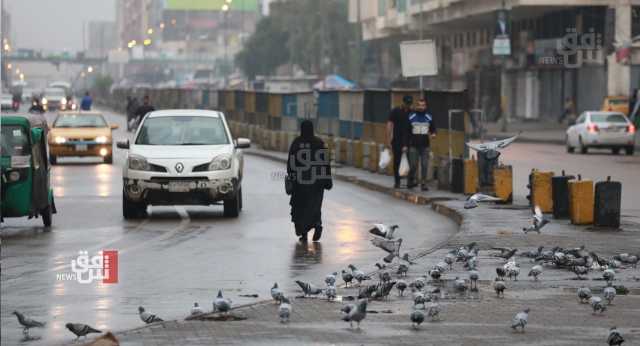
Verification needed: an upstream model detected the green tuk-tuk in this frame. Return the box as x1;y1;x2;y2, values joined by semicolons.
1;113;56;227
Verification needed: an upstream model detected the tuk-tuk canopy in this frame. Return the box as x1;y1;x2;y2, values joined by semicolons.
1;113;48;130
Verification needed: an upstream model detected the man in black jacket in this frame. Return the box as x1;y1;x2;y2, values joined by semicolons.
386;95;413;188
134;95;155;126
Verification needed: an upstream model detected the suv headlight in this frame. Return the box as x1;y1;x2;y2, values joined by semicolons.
208;154;232;171
61;98;67;105
54;136;66;144
41;98;48;105
128;154;149;171
95;136;108;144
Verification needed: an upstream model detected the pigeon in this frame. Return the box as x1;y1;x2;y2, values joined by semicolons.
604;282;616;305
523;206;549;234
434;261;448;273
413;291;429;309
271;282;284;304
467;133;520;153
569;256;593;268
373;281;397;301
623;254;638;268
295;280;323;297
326;285;337;301
590;296;607;314
493;248;518;261
278;297;291;323
401;253;417;265
12;311;45;336
469;270;479;291
528;265;543;281
521;246;544;258
342;299;367;329
566;245;589;259
536;247;558;262
341;270;354;287
603;269;615;283
191;302;203;315
426;302;441;321
496;267;507;280
429;269;442;281
494;278;506;298
348;265;370;285
370;238;402;263
411;277;426;291
213;290;232;313
379;271;392;283
510;308;530;333
325;272;337;286
396;280;408;296
577;287;592;303
464;193;503;209
504;261;520;281
65;323;101;340
464;256;478;271
607;326;625;346
410;309;425;328
357;284;378;299
139;306;164;324
396;264;409;277
453;277;468;293
369;223;399;239
375;263;387;270
444;254;455;270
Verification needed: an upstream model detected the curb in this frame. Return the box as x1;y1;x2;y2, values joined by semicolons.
486;133;640;150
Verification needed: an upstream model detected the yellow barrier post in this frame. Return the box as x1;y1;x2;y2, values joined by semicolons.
493;165;513;203
569;177;594;225
464;157;478;195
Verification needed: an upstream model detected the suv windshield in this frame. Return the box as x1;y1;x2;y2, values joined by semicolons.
45;88;65;98
136;116;229;146
590;113;628;123
54;114;108;128
1;125;30;156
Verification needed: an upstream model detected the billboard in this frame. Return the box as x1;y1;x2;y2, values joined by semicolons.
165;0;259;11
400;40;439;77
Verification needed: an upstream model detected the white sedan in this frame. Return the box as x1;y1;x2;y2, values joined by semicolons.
566;111;635;155
117;109;251;219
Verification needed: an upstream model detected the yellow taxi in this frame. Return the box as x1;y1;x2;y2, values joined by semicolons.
601;96;629;115
48;111;118;165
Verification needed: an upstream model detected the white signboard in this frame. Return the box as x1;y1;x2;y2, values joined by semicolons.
493;36;511;56
400;39;438;77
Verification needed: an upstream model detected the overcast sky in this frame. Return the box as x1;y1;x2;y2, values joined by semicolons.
4;0;115;51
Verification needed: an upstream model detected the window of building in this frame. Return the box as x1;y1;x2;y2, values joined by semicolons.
378;0;387;16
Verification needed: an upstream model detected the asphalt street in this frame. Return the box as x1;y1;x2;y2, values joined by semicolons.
1;108;457;345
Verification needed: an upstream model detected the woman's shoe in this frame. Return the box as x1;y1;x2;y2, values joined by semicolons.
312;226;323;242
298;231;308;243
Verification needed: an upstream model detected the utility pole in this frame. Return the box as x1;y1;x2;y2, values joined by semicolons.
418;0;424;91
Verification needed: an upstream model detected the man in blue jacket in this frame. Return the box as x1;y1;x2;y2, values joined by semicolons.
408;98;436;191
80;91;93;111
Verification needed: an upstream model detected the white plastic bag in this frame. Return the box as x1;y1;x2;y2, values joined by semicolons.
399;153;410;177
379;148;391;170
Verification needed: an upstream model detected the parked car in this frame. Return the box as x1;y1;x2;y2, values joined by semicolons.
566;111;635;155
601;96;629;116
117;109;251;219
42;88;67;111
48;111;118;164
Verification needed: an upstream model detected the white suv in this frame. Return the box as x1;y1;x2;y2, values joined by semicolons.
117;110;250;219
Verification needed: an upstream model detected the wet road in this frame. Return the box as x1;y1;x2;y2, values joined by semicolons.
1;108;457;345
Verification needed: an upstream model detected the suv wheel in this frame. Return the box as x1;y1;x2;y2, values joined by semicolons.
123;190;147;219
41;205;52;228
579;138;588;154
625;146;635;156
223;187;241;218
104;155;113;164
49;155;57;165
612;147;620;155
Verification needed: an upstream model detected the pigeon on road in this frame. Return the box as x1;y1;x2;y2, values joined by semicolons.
213;290;232;313
496;267;507;280
139;306;164;324
326;285;337;301
12;311;45;336
370;238;402;263
521;246;544;258
396;280;408;296
493;248;518;261
191;302;203;315
464;193;503;209
410;309;425;329
295;280;323;297
604;282;617;305
325;272;338;286
341;270;354;287
511;308;530;333
396;264;409;277
523;206;549;234
429;269;442;282
590;296;607;314
577;287;592;303
65;323;101;340
603;269;615;283
469;270;479;291
504;261;520;281
607;326;625;346
426;302;441;321
528;265;543;281
444;254;455;270
369;224;399;239
278;297;291;323
453;277;468;293
494;278;507;298
348;265;370;285
572;265;589;280
342;299;367;329
401;253;417;265
271;283;284;304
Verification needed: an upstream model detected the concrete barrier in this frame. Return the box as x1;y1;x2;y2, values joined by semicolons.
352;140;364;169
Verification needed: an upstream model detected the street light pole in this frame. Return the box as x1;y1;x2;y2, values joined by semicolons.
418;0;424;91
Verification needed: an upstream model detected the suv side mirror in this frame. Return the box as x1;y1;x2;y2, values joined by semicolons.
235;138;251;149
116;140;130;149
31;128;43;144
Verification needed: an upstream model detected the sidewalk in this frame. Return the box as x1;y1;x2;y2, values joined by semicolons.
77;147;640;346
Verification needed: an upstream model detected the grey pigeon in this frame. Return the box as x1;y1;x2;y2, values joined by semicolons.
396;280;408;296
370;238;402;263
464;193;503;209
607;326;625;345
379;271;392;283
523;206;549;234
411;277;426;291
590;296;607;314
369;223;399;239
577;287;592;303
410;309;425;328
191;302;203;315
469;270;479;291
271;282;284;304
65;323;101;339
453;277;468;293
429;269;441;281
213;290;232;313
434;261;448;273
341;270;354;287
342;299;367;329
467;133;520;153
325;272;337;286
372;281;397;301
396;264;409;277
413;291;429;309
444;253;455;270
504;261;520;281
295;280;323;297
496;267;506;280
604;282;616;305
357;283;378;299
603;269;615;283
511;308;530;333
278;297;291;323
375;262;387;270
521;246;544;258
348;265;370;285
139;306;164;324
325;285;337;301
572;265;589;279
494;278;506;298
528;265;543;281
401;253;417;265
464;256;478;271
12;311;45;337
426;302;441;321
